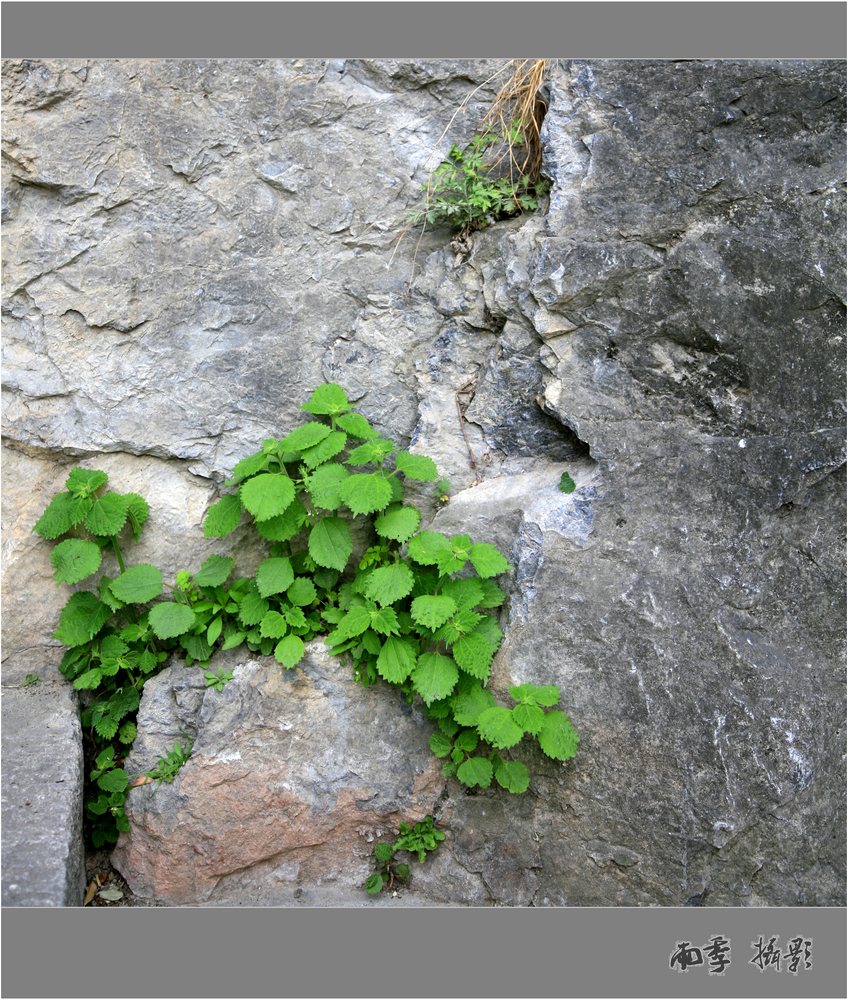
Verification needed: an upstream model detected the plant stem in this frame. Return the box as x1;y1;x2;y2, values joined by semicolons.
112;538;126;573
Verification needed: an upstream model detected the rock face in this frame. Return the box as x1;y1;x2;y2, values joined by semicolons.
112;646;442;905
2;58;844;906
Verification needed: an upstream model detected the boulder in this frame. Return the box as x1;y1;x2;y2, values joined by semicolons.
112;645;443;905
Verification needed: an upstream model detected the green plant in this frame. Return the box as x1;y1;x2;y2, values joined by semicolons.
412;122;548;234
558;471;576;494
365;816;445;895
145;739;193;787
23;673;40;688
204;666;235;691
35;383;579;866
86;746;130;847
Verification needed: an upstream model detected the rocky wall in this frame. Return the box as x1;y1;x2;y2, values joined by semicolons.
2;58;844;906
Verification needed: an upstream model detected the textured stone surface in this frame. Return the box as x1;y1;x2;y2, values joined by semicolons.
2;58;844;906
1;683;85;906
112;645;443;905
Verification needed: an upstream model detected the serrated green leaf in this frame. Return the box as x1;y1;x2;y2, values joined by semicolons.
100;634;127;659
240;474;295;522
373;842;395;863
412;653;458;705
429;732;453;758
33;492;90;539
477;579;506;608
339;473;393;515
363;563;415;607
84;492;129;536
369;607;399;637
473;615;504;653
230;450;269;483
346;437;394;465
285;606;308;629
138;648;158;673
469;542;511;578
93;716;119;739
287;577;317;607
376;636;417;684
280;421;332;453
259;611;288;639
256;557;295;598
301;383;351;416
274;634;305;669
118;721;137;745
512;703;545;735
255;498;309;542
306;463;350;511
451;684;497;727
435;610;484;646
73;667;103;690
54;592;112;647
509;683;560;707
66;468;108;497
203;494;243;537
365;873;384;895
109;564;163;604
336;605;372;639
148;602;196;640
558;471;576;494
181;633;212;662
308;517;352;571
410;595;457;630
335;412;377;440
456;756;493;789
406;531;452;566
194;555;235;588
451;633;494;681
238;591;270;626
440;578;485;612
97;768;129;794
477;707;524;749
300;430;348;469
395;451;438;482
50;538;102;585
374;505;420;542
537;710;580;760
124;493;150;540
221;631;246;651
455;729;479;753
494;759;530;794
440;717;460;739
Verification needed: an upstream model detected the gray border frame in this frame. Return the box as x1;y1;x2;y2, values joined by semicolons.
1;1;847;58
2;2;846;998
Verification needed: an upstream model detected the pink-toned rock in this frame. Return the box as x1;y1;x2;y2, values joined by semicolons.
112;643;443;905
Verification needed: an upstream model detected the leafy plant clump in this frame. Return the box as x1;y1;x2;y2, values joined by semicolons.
365;816;445;895
145;740;193;787
34;383;579;860
409;59;551;237
412;122;548;234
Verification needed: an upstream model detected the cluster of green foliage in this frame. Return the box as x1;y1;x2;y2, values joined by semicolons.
412;121;549;233
365;816;445;895
145;739;193;787
34;383;579;861
558;471;576;494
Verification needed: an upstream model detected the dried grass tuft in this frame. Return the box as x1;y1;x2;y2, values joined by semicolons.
482;58;549;184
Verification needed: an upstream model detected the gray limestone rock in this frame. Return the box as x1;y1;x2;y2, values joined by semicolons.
1;682;85;906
